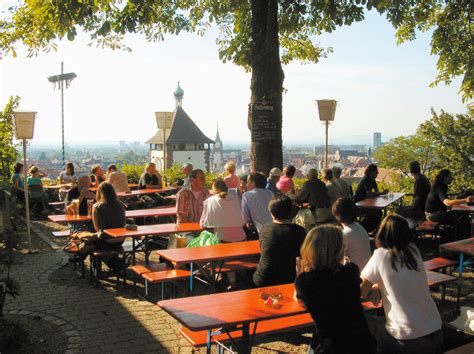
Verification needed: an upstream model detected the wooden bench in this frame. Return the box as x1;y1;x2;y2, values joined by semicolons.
52;230;72;238
426;270;456;303
424;257;458;273
48;201;66;210
180;313;313;351
142;269;192;299
89;243;135;285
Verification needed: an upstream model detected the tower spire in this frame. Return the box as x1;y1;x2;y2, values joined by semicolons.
174;81;184;108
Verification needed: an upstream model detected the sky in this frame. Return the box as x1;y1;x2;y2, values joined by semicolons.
0;5;467;147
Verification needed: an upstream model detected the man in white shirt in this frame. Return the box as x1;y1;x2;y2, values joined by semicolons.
106;164;130;193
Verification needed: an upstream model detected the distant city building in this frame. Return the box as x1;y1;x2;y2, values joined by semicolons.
211;123;224;172
373;132;382;150
145;83;214;171
313;145;338;156
119;140;127;152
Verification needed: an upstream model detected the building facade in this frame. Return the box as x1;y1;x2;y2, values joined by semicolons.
146;83;214;171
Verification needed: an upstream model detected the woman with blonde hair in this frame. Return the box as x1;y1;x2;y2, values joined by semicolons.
295;225;375;354
223;161;239;189
139;162;163;189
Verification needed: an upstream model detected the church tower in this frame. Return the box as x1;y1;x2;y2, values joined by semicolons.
174;81;184;108
211;122;224;172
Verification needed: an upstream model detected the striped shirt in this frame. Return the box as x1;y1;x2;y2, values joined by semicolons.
176;187;211;223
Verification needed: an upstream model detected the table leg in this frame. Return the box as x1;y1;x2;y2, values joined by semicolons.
132;238;136;265
457;253;464;309
144;236;149;265
239;323;251;354
190;263;194;294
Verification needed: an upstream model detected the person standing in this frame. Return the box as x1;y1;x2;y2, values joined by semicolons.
12;162;25;202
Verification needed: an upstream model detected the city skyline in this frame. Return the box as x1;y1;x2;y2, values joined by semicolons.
1;8;467;146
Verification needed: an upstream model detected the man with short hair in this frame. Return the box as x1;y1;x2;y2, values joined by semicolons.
297;168;332;223
332;166;352;198
176;169;210;223
241;172;273;234
266;167;282;195
397;161;431;219
106;164;130;193
321;168;342;206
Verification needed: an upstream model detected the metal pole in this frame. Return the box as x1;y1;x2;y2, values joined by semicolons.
325;120;329;168
61;61;65;167
163;127;166;173
23;139;32;252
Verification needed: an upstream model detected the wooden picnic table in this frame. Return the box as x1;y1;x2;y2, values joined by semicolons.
158;283;305;353
104;222;202;263
89;183;139;192
116;187;178;198
440;238;474;309
43;183;72;190
48;206;177;224
355;192;405;210
452;203;474;213
157;240;261;291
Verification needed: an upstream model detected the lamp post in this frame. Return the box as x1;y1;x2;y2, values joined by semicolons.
155;112;173;172
13;111;37;253
316;99;337;168
47;61;76;167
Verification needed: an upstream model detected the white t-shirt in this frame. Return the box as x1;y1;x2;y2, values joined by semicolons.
108;172;130;193
361;246;441;340
342;223;371;271
200;194;246;242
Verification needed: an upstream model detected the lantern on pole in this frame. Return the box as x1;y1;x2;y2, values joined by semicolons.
13;111;37;253
316;99;337;168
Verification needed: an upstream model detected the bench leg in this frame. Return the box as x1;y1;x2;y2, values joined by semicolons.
456;253;464;310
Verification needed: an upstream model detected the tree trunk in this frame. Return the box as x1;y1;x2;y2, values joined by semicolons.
249;0;284;175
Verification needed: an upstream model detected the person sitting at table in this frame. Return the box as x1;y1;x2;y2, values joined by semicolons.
295;225;376;354
66;175;96;231
321;168;342;207
200;178;246;243
266;167;282;195
139;162;163;189
12;162;25;202
296;168;332;224
72;182;126;269
361;214;442;353
253;195;306;287
236;174;248;199
332;197;371;271
397;161;431;221
332;166;352;198
180;163;193;188
223;161;239;189
277;165;296;195
425;169;473;226
90;164;105;188
27;165;49;214
176;169;211;223
106;164;130;193
242;172;274;236
354;164;388;233
59;162;76;185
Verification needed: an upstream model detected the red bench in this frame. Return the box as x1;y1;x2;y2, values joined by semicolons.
424;257;458;273
426;270;456;303
416;220;440;233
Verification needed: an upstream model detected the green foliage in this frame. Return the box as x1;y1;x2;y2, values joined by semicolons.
418;109;473;191
121;162;143;183
163;163;184;186
373;134;432;176
374;108;473;193
0;97;20;187
293;177;306;192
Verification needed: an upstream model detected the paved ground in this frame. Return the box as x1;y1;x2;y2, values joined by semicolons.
3;217;472;353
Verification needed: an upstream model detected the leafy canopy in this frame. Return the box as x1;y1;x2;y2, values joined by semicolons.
1;1;471;99
0;96;20;187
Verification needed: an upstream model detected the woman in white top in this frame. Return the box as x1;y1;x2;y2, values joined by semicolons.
59;162;76;185
361;214;442;353
200;179;246;243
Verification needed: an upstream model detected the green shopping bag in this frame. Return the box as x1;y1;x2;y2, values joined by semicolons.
186;230;221;248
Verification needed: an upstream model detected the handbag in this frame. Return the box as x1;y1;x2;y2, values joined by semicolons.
63;231;96;252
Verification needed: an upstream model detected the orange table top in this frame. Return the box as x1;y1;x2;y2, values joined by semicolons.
104;222;202;239
156;240;260;265
48;206;177;224
452;203;474;213
440;238;474;256
158;283;305;331
44;183;72;189
356;192;405;209
116;187;178;198
89;183;139;192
